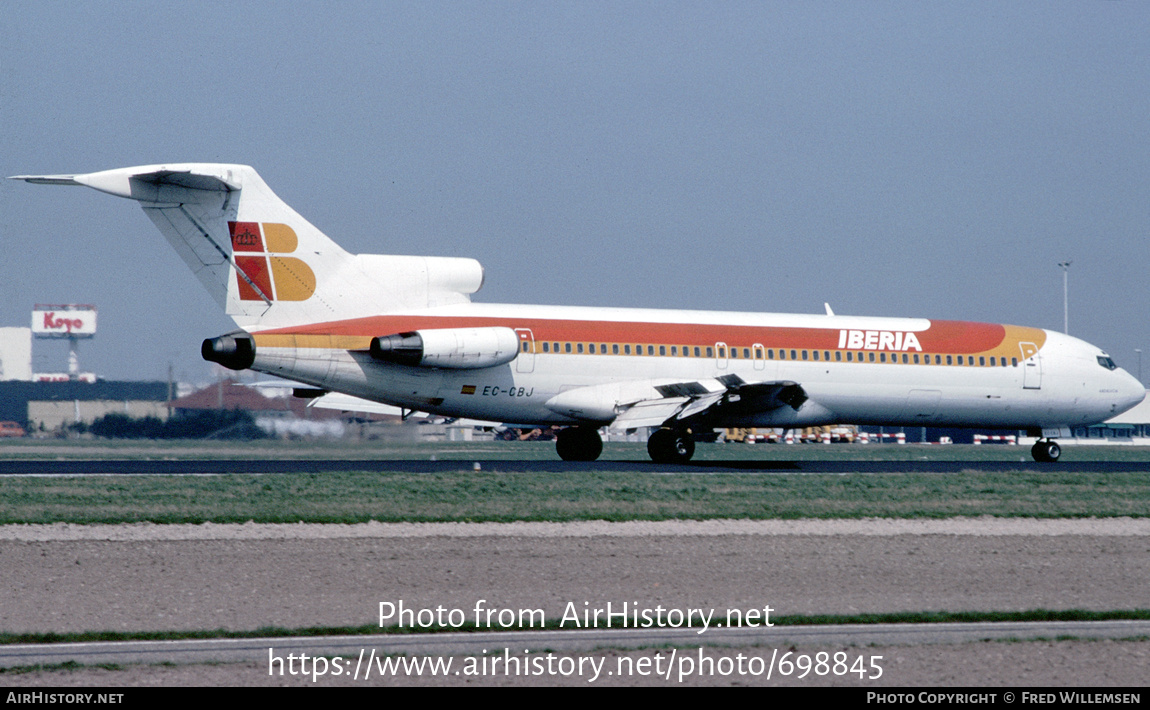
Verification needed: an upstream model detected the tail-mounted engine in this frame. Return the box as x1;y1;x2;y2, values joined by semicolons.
201;332;256;370
370;326;520;369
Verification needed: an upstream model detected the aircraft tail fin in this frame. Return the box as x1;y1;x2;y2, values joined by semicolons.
11;164;484;330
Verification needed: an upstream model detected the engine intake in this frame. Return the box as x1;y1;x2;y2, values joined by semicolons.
370;326;520;369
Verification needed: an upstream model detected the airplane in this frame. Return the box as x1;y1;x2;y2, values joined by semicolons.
11;164;1145;463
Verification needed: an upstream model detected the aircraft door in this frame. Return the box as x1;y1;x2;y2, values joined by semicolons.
1020;342;1041;390
515;328;535;373
715;341;728;370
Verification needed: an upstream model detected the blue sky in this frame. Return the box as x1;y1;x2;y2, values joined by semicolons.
3;2;1149;383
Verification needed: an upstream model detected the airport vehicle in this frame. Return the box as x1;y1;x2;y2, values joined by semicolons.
12;164;1144;463
0;421;26;438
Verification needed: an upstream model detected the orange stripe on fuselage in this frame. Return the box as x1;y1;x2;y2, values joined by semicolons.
250;316;1045;359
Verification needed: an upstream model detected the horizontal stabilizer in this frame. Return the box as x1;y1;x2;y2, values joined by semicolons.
9;174;82;186
11;165;241;202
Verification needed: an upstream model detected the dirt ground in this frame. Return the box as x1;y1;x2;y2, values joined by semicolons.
1;519;1147;686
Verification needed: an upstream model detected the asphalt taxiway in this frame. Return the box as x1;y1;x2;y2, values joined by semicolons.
1;458;1146;475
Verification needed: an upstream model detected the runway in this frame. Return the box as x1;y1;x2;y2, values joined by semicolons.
1;458;1147;475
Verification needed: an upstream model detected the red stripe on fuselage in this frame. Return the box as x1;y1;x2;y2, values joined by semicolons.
255;315;1008;354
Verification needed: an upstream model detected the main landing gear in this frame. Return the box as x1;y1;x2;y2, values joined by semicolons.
555;426;604;462
1031;439;1062;463
554;426;697;463
647;428;695;464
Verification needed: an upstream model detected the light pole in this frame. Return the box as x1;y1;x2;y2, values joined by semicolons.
1057;261;1071;334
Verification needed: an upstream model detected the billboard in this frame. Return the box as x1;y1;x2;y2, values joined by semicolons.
32;304;97;339
34;373;97;383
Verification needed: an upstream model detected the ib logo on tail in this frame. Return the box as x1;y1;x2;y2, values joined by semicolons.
228;222;316;302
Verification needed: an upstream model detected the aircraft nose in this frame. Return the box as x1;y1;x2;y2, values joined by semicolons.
1116;369;1146;412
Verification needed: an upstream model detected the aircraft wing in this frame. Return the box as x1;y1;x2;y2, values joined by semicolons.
306;392;409;417
609;374;807;430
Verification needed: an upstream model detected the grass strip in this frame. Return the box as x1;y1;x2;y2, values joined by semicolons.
2;470;1149;524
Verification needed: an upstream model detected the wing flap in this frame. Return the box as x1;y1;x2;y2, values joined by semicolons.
607;377;808;431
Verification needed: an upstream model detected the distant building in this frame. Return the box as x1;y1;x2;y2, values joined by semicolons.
0;328;32;381
0;379;169;431
169;380;350;438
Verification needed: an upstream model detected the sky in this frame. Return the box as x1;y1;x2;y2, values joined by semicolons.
2;2;1149;384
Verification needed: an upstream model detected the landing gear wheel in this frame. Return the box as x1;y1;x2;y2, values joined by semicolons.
555;426;603;462
647;428;696;464
1031;440;1061;463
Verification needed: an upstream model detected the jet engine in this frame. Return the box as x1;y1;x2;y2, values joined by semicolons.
201;332;256;370
370;326;520;369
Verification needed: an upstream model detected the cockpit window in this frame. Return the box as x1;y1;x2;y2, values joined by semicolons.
1097;356;1117;371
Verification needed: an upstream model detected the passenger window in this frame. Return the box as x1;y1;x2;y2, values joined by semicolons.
613;344;619;354
868;352;875;362
565;343;572;353
522;342;529;352
957;356;963;365
846;352;853;362
946;355;953;365
835;351;842;362
577;343;584;354
718;347;726;358
812;350;820;361
880;353;886;363
694;346;701;357
803;350;809;361
1012;357;1018;366
824;351;830;361
902;353;908;364
744;348;751;359
659;345;666;356
624;344;631;355
979;357;986;367
647;345;654;356
989;356;995;366
706;347;713;357
729;348;737;359
935;355;941;365
755;348;763;359
791;350;798;360
543;342;550;353
913;354;920;364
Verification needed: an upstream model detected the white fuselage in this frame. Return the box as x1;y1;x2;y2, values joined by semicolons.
246;302;1146;432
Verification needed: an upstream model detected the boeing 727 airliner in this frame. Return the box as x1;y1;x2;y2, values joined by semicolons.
12;164;1144;462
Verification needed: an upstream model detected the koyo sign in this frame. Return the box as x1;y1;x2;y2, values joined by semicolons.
32;305;97;339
